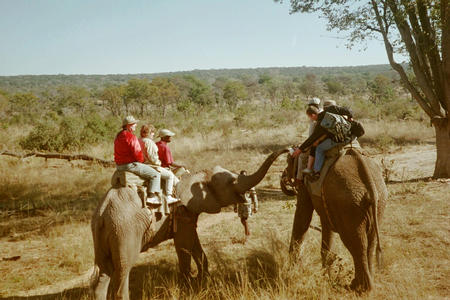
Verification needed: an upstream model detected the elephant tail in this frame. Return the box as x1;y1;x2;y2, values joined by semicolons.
347;148;383;268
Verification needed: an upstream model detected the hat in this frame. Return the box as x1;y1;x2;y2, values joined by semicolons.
158;129;175;138
308;97;321;106
323;100;336;107
122;115;139;126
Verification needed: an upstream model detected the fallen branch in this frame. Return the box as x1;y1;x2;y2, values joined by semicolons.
0;150;115;167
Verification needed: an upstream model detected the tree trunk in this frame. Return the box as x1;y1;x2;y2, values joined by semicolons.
433;117;450;178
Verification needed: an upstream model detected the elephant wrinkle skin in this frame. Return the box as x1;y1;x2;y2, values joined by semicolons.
90;149;288;300
290;149;387;293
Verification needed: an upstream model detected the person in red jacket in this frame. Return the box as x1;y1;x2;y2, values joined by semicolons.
114;116;161;203
156;129;185;169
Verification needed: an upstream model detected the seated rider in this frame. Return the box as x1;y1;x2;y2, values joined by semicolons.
301;99;337;175
292;104;354;180
296;97;322;184
156;129;185;172
139;124;179;205
114;116;161;203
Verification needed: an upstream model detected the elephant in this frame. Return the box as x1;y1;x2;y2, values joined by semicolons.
90;148;288;300
289;148;387;292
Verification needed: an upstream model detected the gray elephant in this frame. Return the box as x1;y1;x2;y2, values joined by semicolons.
91;149;287;300
289;148;387;292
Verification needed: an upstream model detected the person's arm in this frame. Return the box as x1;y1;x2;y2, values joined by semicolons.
130;135;144;163
147;141;161;165
250;189;258;213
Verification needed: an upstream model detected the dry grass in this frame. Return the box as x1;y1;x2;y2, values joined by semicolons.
0;114;447;299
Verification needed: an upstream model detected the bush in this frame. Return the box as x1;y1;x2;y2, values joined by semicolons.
20;114;117;152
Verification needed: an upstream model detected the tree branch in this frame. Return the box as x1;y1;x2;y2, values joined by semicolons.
371;0;435;117
0;150;115;168
387;0;442;116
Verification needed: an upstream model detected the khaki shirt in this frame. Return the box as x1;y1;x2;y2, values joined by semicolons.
140;137;161;166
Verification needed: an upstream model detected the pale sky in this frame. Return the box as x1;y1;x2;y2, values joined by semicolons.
0;0;390;76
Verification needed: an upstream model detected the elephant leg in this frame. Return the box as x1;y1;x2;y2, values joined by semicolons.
192;232;209;280
341;229;373;292
289;185;314;254
320;220;335;268
174;223;197;280
93;270;110;300
111;241;140;300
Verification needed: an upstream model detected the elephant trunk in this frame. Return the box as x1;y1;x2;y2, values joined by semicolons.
235;148;289;194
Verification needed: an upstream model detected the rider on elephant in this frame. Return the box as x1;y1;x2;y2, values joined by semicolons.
139;124;180;205
156;129;186;172
292;104;354;180
114;116;161;203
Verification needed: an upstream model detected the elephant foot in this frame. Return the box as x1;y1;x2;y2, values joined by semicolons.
349;275;372;293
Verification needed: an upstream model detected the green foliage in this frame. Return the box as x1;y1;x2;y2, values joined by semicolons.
184;75;213;107
223;80;248;108
20;114;117;152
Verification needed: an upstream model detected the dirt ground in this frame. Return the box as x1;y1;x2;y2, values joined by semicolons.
0;144;448;299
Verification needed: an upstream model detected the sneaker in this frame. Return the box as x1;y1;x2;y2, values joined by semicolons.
308;172;321;182
166;195;180;205
146;195;161;205
302;168;314;174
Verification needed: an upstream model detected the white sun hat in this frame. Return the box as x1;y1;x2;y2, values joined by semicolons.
158;129;175;138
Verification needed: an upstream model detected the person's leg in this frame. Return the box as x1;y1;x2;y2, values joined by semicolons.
159;167;174;196
314;139;338;172
241;217;250;236
127;163;161;195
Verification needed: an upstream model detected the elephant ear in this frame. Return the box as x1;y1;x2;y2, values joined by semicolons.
176;171;222;214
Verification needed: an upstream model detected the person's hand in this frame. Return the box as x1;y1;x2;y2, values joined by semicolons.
253;208;258;214
292;148;301;158
233;207;238;213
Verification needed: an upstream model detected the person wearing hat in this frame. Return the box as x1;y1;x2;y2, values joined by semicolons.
156;129;185;170
114;116;161;203
139;124;179;205
295;97;323;184
292;103;354;180
323;99;337;108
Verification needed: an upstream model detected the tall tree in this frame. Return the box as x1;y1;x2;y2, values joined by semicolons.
100;85;125;117
124;79;152;117
278;0;450;177
150;77;180;117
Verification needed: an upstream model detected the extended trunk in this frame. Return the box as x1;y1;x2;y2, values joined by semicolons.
433;117;450;178
235;148;289;193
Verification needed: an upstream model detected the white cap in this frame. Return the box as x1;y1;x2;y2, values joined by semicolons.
308;97;321;106
158;129;175;138
122;115;139;126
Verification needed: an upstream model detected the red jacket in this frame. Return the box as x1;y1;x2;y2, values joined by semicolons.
156;140;174;168
114;130;144;165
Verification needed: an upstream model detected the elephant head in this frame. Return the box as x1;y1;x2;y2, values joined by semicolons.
178;148;288;214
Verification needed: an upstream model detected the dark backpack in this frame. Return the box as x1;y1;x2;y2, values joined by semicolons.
320;112;353;143
350;121;365;138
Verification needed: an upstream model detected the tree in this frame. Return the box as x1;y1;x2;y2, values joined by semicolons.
278;0;450;178
124;79;152;117
9;92;40;120
299;73;322;100
184;75;213;107
100;85;125;117
150;77;180;117
223;80;248;109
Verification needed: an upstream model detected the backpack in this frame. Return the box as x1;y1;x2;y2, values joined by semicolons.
350;120;365;138
320;112;353;143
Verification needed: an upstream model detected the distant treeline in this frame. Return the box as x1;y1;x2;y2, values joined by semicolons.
0;64;401;94
0;64;424;152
